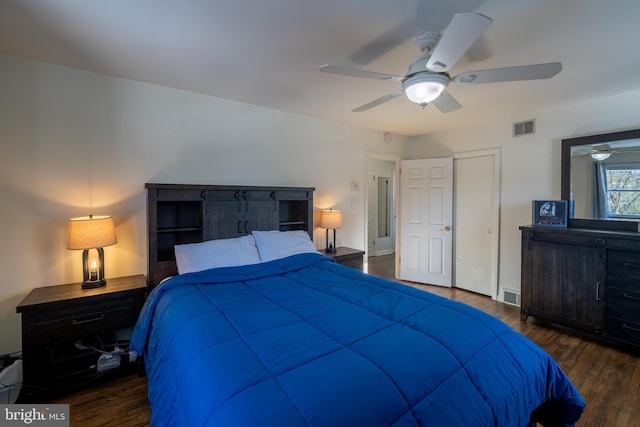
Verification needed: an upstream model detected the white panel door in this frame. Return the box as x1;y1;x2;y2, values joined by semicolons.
454;150;500;297
399;158;453;286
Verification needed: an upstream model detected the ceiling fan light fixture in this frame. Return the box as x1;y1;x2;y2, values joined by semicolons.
402;73;449;106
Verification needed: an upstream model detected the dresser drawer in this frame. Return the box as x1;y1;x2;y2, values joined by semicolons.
30;298;137;343
608;250;640;281
605;316;640;344
606;280;640;319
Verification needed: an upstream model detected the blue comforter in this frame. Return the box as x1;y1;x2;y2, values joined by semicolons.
131;253;584;426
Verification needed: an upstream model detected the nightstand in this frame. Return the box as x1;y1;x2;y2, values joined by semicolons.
16;274;147;397
325;247;365;271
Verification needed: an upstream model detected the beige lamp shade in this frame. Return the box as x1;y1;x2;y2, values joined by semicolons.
320;209;343;230
67;215;117;249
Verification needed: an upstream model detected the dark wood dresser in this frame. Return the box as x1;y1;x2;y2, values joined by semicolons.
520;226;640;348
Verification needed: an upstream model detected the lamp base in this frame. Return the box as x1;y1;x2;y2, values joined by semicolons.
81;248;107;289
325;229;337;253
324;244;337;254
82;279;106;289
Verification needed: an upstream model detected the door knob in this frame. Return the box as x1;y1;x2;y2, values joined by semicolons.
442;226;451;231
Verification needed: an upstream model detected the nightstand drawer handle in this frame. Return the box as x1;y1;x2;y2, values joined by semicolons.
72;315;105;325
623;261;640;269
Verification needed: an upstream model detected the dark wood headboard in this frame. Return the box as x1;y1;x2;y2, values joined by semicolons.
146;183;315;287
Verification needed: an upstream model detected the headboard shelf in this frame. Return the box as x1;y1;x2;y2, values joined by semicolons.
146;183;315;287
279;221;307;227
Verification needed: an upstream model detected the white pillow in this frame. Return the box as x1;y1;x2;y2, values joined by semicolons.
252;230;317;262
174;235;261;274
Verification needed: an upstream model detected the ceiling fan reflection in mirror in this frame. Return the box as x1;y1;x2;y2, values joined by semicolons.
572;144;626;161
589;145;615;161
319;12;562;113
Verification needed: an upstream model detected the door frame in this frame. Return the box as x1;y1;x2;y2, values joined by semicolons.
365;152;401;277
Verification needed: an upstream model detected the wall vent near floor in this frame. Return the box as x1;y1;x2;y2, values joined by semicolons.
513;119;535;137
503;289;521;306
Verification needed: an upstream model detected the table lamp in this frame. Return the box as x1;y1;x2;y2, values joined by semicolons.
67;215;117;289
320;209;342;253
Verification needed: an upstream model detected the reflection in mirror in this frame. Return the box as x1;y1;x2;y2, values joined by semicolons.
562;128;640;220
378;177;390;237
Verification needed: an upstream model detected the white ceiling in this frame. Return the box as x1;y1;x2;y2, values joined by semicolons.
1;0;640;137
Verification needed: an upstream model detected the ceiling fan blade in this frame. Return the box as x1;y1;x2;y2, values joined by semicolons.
349;0;486;65
431;90;462;113
353;92;404;112
319;64;403;82
427;12;492;72
349;21;418;65
453;62;562;84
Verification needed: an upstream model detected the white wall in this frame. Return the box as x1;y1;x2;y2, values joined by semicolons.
407;88;640;300
0;54;406;354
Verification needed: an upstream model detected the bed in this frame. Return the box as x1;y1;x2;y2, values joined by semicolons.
131;230;584;426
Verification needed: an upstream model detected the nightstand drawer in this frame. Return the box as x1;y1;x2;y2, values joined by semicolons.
326;247;365;272
337;256;363;270
32;298;137;343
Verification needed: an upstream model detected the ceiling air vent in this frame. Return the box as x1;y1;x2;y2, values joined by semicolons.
513;119;535;137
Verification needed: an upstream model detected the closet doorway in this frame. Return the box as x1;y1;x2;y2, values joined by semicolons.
366;154;399;278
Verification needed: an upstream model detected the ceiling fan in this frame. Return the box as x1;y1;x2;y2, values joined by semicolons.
573;144;620;161
589;145;616;161
319;12;562;113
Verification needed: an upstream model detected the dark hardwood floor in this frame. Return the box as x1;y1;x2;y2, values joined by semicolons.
47;254;640;426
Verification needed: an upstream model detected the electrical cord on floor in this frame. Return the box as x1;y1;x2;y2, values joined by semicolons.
75;339;130;355
75;339;137;362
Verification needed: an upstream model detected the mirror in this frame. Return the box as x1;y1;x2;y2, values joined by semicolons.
378;177;390;237
561;128;640;220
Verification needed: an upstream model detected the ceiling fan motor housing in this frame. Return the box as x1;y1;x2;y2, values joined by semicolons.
416;31;440;53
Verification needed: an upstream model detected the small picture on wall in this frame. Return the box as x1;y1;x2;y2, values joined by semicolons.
532;200;568;227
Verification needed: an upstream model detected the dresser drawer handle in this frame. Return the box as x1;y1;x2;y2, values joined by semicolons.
623;261;640;269
623;292;640;301
71;315;105;325
622;323;640;333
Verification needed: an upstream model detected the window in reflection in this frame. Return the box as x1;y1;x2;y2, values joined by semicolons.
596;162;640;218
